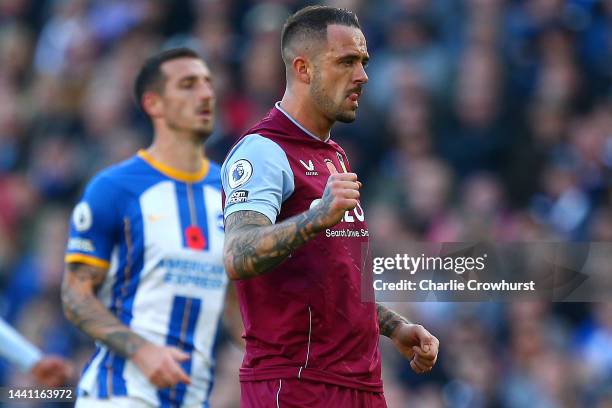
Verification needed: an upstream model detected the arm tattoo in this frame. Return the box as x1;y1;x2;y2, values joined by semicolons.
61;263;146;358
376;303;410;338
223;210;315;279
223;173;347;280
223;208;324;280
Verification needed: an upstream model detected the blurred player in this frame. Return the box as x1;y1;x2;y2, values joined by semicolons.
222;6;439;407
0;318;73;386
62;48;231;407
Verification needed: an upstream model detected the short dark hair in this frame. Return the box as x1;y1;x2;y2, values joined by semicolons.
280;6;361;64
133;47;202;110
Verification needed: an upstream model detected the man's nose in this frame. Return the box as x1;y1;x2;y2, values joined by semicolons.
199;82;215;100
354;63;368;84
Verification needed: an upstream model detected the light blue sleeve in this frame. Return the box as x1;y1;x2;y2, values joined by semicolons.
222;134;294;224
0;318;42;372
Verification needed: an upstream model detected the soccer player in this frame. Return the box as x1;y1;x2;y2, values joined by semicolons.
62;48;230;407
221;6;439;407
0;318;73;386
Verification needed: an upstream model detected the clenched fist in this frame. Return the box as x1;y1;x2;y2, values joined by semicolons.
311;172;361;231
391;323;439;374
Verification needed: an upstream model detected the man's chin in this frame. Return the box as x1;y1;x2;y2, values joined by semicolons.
190;126;213;140
336;111;357;123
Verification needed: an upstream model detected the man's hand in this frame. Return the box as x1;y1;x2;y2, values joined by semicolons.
391;323;439;374
132;343;191;388
30;356;74;387
311;172;361;230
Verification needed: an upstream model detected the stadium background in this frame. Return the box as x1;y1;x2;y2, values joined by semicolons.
1;0;612;406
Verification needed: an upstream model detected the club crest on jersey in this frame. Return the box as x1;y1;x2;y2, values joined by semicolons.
228;159;253;188
300;159;318;176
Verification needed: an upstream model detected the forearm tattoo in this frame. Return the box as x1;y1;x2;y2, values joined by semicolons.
61;263;146;358
377;303;410;338
223;209;323;280
222;171;351;280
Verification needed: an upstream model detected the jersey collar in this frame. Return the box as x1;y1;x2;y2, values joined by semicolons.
138;150;209;183
274;102;331;143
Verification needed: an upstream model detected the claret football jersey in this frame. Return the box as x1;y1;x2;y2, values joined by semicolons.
66;150;227;407
222;103;382;392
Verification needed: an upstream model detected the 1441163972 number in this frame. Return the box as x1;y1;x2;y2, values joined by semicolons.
5;388;74;401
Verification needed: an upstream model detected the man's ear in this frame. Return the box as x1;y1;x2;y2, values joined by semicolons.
292;56;311;85
142;91;163;117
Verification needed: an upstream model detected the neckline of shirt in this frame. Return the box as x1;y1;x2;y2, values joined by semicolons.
274;102;331;143
137;150;209;183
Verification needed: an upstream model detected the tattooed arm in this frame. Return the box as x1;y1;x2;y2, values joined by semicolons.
376;303;440;374
376;303;410;338
61;263;146;357
223;172;361;280
223;210;316;279
61;263;191;388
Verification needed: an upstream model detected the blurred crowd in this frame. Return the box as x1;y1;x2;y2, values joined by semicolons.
1;0;612;406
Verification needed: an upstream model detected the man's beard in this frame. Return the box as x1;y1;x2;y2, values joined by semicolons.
310;74;356;124
167;117;214;140
336;110;356;123
193;125;213;140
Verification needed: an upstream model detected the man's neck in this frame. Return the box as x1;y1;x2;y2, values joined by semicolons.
280;90;333;141
146;130;205;174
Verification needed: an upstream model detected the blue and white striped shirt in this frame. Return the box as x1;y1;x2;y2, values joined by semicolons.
66;150;227;407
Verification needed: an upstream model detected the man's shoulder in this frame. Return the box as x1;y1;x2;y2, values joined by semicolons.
207;160;222;175
226;133;288;162
202;160;222;187
99;154;146;175
241;107;298;142
86;154;153;196
243;107;281;133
